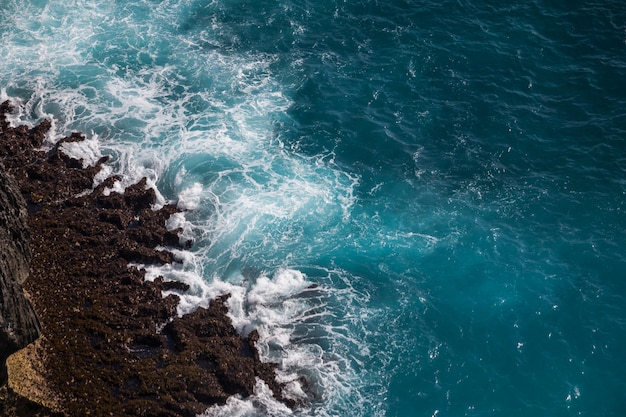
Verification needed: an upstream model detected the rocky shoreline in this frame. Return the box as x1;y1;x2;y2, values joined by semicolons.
0;101;290;416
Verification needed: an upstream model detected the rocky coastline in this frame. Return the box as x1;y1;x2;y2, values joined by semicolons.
0;145;41;387
0;101;290;416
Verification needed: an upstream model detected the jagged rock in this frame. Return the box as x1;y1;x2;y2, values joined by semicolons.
0;100;293;416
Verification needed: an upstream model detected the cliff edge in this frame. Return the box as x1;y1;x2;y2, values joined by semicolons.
0;164;41;385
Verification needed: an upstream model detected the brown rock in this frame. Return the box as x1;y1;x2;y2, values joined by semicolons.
0;101;291;416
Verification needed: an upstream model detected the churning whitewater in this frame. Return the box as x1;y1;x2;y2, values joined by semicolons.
2;0;626;416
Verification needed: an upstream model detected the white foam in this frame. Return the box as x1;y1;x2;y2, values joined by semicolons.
202;267;383;416
246;270;311;308
58;134;102;168
177;182;204;211
200;379;293;417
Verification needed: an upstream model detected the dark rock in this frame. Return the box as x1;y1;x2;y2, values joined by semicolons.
0;101;291;415
124;177;157;211
0;166;41;385
154;277;191;293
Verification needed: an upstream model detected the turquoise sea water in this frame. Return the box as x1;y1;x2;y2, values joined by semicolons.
2;1;626;416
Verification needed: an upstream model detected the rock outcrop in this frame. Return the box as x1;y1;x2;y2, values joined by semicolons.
0;100;291;416
0;163;41;385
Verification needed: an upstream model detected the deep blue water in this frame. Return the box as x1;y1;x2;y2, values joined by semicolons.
2;1;626;416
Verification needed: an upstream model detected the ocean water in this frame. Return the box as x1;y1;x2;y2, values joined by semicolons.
2;1;626;416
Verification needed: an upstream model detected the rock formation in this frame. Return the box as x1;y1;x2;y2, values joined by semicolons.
0;101;291;416
0;163;41;385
